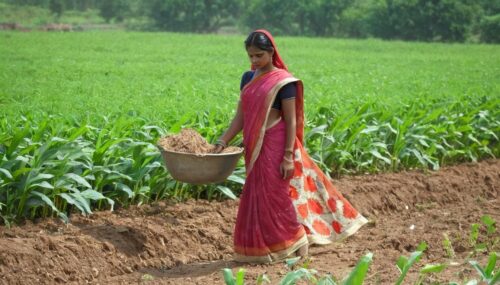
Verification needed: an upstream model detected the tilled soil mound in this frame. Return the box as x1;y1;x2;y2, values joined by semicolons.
0;160;498;285
158;129;242;154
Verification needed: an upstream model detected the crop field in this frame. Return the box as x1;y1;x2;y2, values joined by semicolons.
0;31;499;284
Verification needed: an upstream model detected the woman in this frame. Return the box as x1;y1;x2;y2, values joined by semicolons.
214;29;367;263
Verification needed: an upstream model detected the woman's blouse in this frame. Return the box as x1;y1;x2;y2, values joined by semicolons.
240;71;296;110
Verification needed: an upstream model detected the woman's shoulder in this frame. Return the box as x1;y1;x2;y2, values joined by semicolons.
240;70;255;89
241;70;255;79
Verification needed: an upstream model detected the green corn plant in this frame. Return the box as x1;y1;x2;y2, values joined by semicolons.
468;252;500;285
481;215;499;251
395;242;428;285
256;273;271;285
221;252;373;285
443;233;456;259
1;33;500;223
216;186;237;200
222;268;246;285
285;256;302;269
279;256;323;285
470;223;480;249
0;201;11;227
469;215;499;256
317;276;338;285
342;252;373;285
279;267;318;285
415;263;447;285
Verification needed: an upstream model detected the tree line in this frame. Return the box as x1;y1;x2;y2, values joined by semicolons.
4;0;500;43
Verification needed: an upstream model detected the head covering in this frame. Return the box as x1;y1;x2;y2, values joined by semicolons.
251;29;288;71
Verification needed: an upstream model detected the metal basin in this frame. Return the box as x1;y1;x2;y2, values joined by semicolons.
158;147;244;184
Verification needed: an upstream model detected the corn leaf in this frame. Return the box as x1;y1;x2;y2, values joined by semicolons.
216;186;236;200
343;252;373;285
222;268;235;285
420;264;446;274
64;173;92;189
30;191;68;223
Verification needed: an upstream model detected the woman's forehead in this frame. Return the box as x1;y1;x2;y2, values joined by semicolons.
246;46;267;54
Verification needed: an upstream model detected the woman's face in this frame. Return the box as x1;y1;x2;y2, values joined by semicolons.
246;45;273;70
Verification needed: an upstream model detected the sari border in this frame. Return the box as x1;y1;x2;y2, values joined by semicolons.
308;215;369;245
233;234;308;264
241;69;279;94
247;76;301;174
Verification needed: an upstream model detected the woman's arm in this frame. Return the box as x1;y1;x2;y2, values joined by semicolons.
214;100;243;152
280;97;296;179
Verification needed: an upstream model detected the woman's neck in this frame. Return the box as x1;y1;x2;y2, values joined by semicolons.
255;65;276;74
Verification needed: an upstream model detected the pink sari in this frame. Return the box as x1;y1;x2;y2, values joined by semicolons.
234;30;367;263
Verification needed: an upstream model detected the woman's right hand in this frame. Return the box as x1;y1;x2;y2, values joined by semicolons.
213;138;227;153
213;144;224;153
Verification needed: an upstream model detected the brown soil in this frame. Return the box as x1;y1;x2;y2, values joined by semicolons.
0;160;498;285
158;129;242;154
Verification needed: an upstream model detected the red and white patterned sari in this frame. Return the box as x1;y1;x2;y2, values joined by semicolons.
233;30;367;263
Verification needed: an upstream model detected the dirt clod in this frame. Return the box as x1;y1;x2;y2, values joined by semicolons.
158;128;242;154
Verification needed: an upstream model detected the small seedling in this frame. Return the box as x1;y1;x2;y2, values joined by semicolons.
443;233;456;258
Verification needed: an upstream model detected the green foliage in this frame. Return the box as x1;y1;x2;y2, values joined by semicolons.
222;253;372;285
395;242;428;285
371;0;480;42
0;2;51;27
242;0;351;36
469;252;500;285
342;252;372;285
98;0;128;23
2;0;499;42
0;32;498;223
220;231;498;284
416;263;447;284
443;233;456;259
222;268;246;285
280;267;318;284
337;0;375;38
146;0;239;33
256;273;271;285
479;14;500;43
0;112;243;223
467;215;499;256
48;0;64;17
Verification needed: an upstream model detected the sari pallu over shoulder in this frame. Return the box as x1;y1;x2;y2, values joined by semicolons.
241;69;304;175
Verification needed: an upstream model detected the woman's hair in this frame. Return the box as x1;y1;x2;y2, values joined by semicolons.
244;31;273;51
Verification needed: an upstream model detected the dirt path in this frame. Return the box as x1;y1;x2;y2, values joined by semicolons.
0;160;498;284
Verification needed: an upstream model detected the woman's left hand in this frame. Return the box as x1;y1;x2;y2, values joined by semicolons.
280;159;294;180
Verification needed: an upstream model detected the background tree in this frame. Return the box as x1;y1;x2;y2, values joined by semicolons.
370;0;480;42
479;14;500;43
1;0;499;43
242;0;353;36
49;0;64;18
147;0;240;33
242;0;301;35
99;0;129;23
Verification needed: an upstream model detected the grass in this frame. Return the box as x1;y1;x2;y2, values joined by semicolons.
1;32;498;120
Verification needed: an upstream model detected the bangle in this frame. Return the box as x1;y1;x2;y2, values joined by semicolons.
283;156;293;163
216;139;227;148
284;149;294;154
